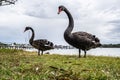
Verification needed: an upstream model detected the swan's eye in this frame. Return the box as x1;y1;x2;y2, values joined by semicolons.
59;8;63;11
58;7;63;14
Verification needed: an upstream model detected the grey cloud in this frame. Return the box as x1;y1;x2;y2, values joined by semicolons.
109;20;120;24
0;26;24;43
109;20;120;32
104;19;120;43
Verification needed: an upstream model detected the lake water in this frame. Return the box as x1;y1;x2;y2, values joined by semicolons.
25;48;120;57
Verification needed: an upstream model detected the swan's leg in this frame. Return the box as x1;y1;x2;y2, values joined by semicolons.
84;50;86;58
41;50;43;55
38;50;40;56
79;49;81;58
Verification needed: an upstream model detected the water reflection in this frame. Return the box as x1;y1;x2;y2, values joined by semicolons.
25;48;120;57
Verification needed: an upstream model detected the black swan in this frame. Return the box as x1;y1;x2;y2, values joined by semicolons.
24;27;54;55
58;5;101;58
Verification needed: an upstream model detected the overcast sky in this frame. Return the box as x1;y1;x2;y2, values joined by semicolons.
0;0;120;45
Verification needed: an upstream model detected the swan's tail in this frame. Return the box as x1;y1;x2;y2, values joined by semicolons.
93;42;102;48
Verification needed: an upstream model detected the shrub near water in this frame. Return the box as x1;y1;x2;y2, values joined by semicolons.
0;48;120;80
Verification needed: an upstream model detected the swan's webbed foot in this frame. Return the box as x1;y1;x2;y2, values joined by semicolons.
38;50;40;56
83;50;87;58
78;49;81;58
41;51;43;55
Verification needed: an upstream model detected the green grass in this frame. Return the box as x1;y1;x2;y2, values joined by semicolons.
0;48;120;80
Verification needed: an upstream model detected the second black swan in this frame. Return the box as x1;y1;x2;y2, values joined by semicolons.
24;27;54;55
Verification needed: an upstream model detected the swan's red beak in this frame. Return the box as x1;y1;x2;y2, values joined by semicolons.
58;8;62;14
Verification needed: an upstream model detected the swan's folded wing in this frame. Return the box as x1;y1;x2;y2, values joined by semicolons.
72;32;96;42
72;32;101;48
72;32;96;43
33;39;53;47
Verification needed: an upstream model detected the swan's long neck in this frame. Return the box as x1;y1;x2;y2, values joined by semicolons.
64;8;74;36
29;28;34;44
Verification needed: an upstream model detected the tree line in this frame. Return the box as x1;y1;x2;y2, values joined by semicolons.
101;44;120;48
0;42;120;48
